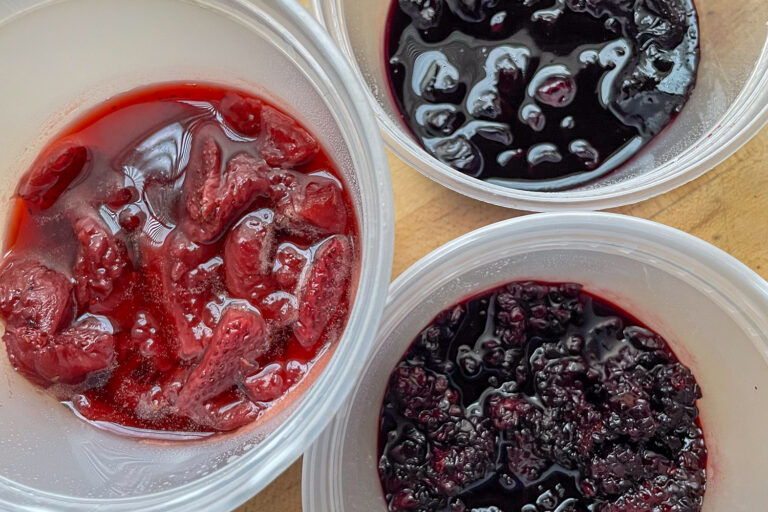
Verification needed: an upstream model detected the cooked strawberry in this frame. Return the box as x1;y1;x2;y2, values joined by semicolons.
220;92;263;137
3;316;115;386
177;305;270;412
273;243;309;292
260;291;299;329
242;363;286;403
0;84;358;433
183;128;271;242
294;235;353;348
18;144;89;209
181;394;260;432
272;171;348;237
259;105;319;167
141;230;220;361
223;210;277;301
72;212;133;313
0;258;74;333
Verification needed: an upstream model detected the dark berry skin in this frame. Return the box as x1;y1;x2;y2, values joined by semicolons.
386;0;700;190
378;282;706;512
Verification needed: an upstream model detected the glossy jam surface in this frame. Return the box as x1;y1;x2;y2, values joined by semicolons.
378;282;706;511
386;0;700;190
0;83;359;434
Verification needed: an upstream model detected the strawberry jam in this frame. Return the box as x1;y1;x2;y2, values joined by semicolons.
378;282;706;511
386;0;700;190
0;83;359;434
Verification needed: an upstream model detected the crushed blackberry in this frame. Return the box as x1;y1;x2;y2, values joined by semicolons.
378;281;706;511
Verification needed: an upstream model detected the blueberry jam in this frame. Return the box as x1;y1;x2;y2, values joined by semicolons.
386;0;700;190
378;282;707;511
0;83;359;435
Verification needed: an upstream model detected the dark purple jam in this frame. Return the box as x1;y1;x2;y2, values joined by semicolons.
386;0;700;190
378;282;707;511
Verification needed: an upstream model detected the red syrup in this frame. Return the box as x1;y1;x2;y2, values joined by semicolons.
0;83;359;435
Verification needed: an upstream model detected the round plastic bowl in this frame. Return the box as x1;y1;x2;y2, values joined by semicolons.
303;212;768;511
312;0;768;210
0;0;393;510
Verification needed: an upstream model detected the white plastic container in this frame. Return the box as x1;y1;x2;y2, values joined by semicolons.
0;0;394;510
303;212;768;511
311;0;768;210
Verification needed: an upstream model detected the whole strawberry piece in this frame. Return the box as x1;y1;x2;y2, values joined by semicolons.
294;235;353;348
4;316;115;386
0;258;74;333
177;306;270;417
183;127;272;243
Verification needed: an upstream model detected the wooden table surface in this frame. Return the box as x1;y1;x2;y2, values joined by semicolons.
238;2;768;510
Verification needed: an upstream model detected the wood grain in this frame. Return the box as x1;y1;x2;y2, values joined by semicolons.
238;1;768;510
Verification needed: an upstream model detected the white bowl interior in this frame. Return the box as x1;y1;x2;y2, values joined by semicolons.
0;0;392;509
304;214;768;511
314;0;768;209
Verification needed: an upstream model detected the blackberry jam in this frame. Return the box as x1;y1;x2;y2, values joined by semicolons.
378;281;707;511
386;0;700;190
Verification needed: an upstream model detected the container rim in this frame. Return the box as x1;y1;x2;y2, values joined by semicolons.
311;0;768;211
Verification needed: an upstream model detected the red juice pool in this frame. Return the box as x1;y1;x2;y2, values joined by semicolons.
0;83;360;435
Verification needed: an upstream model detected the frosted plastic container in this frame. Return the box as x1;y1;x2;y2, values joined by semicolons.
303;212;768;511
311;0;768;210
0;0;394;510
